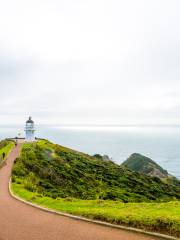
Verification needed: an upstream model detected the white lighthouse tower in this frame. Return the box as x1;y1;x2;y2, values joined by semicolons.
25;117;36;141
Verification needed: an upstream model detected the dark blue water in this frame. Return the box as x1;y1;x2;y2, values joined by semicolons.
0;125;179;178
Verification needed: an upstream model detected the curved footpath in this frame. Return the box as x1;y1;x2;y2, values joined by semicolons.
0;144;164;240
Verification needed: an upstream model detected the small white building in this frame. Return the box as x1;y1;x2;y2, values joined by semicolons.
25;117;36;141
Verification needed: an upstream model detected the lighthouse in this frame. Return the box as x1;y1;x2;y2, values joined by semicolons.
25;117;36;141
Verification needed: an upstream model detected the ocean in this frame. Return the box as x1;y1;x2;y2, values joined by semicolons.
0;125;179;178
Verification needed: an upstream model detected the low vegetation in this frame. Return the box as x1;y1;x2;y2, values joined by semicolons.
122;153;169;178
12;183;180;237
0;139;14;164
12;140;180;202
122;153;180;186
11;140;180;237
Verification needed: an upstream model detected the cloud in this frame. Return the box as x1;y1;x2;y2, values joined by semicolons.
0;0;180;125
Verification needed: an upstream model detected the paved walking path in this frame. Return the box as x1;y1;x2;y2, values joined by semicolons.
0;144;160;240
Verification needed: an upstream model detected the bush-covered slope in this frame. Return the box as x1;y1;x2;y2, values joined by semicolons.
12;140;180;202
122;153;169;178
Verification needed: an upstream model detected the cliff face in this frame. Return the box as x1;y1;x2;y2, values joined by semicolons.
122;153;169;178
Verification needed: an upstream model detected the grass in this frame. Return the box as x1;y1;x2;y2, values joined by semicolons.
0;140;14;162
11;140;180;202
12;182;180;238
11;140;180;237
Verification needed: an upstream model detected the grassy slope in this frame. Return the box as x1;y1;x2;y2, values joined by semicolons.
122;153;180;187
11;140;180;237
12;140;180;202
12;183;180;237
122;153;168;177
0;140;14;162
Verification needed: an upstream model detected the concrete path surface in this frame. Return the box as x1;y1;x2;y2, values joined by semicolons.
0;144;161;240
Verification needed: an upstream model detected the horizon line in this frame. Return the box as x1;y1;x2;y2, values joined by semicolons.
1;123;180;128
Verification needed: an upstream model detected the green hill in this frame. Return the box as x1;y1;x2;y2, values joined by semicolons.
121;153;169;178
0;139;14;163
12;140;180;202
122;153;180;188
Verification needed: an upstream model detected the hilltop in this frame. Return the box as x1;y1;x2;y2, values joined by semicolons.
122;153;180;187
122;153;169;178
12;140;180;202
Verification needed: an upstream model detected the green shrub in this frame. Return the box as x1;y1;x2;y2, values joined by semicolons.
12;140;180;202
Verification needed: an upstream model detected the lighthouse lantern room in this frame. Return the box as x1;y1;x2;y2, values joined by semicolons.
25;117;36;141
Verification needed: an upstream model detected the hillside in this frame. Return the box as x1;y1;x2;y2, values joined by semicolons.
122;153;170;178
12;140;180;202
0;139;14;163
121;153;180;188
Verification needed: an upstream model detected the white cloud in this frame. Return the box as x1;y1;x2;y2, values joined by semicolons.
0;0;180;125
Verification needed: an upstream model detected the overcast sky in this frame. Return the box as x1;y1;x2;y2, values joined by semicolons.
0;0;180;125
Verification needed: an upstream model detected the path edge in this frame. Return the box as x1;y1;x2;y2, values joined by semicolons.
8;179;179;240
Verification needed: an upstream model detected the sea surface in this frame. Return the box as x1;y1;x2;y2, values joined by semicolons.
0;125;180;178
